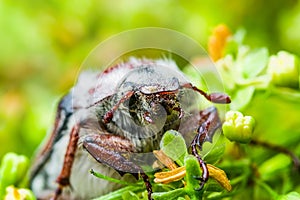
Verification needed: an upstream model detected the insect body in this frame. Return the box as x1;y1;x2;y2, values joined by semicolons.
30;58;230;200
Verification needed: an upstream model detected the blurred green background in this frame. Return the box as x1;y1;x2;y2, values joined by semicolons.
1;0;300;159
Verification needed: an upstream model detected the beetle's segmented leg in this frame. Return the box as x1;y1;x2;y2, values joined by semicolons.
191;130;209;190
53;124;80;200
83;134;153;200
103;91;135;123
182;83;231;104
140;172;153;200
190;107;222;190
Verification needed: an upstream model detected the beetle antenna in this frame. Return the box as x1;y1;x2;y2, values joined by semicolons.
103;91;135;123
182;83;231;104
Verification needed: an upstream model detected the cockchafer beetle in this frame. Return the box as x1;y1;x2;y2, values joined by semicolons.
30;58;231;200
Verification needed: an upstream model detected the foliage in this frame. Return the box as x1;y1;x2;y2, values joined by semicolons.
1;1;300;199
1;0;300;158
212;26;300;199
90;26;300;199
0;152;35;200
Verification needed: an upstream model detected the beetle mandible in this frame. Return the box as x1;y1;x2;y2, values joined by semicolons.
30;58;231;200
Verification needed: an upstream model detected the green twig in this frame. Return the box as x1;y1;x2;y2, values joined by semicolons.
90;169;141;186
254;178;279;199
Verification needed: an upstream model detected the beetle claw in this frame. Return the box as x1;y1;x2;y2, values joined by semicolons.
194;181;205;191
193;175;202;181
193;175;206;191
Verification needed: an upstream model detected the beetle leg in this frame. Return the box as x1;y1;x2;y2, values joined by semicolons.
191;135;208;190
103;91;135;123
83;134;153;200
190;107;222;190
53;124;80;200
182;83;231;104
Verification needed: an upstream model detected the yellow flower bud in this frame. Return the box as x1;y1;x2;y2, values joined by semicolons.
267;51;299;88
222;111;255;143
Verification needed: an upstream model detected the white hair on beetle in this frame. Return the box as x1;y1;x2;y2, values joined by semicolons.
127;57;179;70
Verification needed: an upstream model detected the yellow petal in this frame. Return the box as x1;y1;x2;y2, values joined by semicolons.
207;164;232;191
154;166;186;184
153;150;177;170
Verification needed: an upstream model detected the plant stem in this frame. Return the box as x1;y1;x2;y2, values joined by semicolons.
250;140;300;171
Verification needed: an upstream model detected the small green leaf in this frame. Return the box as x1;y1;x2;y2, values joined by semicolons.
0;154;15;193
258;154;291;181
223;29;246;57
230;86;255;111
152;188;186;200
93;185;145;200
242;48;269;78
0;152;29;194
90;169;135;186
215;55;237;91
184;155;203;199
160;130;187;166
277;192;300;200
233;28;247;45
201;133;225;164
122;191;139;200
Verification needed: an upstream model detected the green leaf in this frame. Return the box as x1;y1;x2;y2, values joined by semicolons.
258;154;292;181
223;29;246;57
90;169;135;186
152;188;186;200
277;192;300;200
215;55;237;91
0;152;29;195
184;155;203;199
241;48;269;78
230;86;255;111
160;130;188;166
122;191;139;200
201;133;226;164
93;185;145;200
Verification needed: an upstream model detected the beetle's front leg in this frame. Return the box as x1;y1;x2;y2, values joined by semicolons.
83;134;153;200
190;107;221;190
53;124;80;200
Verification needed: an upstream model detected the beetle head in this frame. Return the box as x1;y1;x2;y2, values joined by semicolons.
128;90;183;128
116;65;187;127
